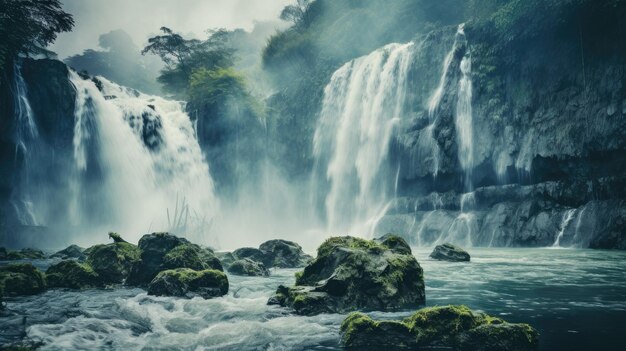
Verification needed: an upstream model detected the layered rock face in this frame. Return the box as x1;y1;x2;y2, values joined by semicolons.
269;236;425;315
374;17;626;248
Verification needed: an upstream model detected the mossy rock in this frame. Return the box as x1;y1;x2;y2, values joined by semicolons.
228;258;270;276
258;239;313;268
268;235;425;315
430;243;471;262
147;268;228;299
127;233;223;286
215;251;237;268
374;233;412;255
50;245;86;260
46;260;101;289
0;263;46;296
341;305;538;351
1;248;46;260
86;236;140;284
232;247;266;263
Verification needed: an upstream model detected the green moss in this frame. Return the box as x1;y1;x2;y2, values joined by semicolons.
46;260;101;289
341;305;538;350
152;268;229;296
317;236;383;258
87;242;140;283
294;270;304;284
3;248;46;260
162;244;206;271
0;263;46;296
108;232;127;243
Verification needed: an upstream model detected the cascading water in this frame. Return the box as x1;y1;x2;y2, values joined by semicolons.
17;71;219;244
455;26;474;190
11;60;39;225
552;209;577;247
312;42;414;235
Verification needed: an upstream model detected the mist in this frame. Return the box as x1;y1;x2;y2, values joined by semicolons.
50;0;292;59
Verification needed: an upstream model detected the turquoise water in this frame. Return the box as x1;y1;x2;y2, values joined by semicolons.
1;248;625;350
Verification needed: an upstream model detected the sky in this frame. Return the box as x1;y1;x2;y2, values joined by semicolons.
49;0;292;58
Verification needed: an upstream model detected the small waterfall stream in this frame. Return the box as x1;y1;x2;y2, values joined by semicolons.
11;61;40;225
553;209;577;247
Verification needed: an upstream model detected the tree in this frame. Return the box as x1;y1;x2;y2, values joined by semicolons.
279;0;314;29
0;0;74;71
142;27;234;96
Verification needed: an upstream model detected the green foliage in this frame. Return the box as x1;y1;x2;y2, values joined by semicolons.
143;27;235;97
0;0;73;75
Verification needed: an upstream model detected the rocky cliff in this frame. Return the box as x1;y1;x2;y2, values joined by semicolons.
378;7;626;248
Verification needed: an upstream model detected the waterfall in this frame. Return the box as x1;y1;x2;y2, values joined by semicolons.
312;42;414;235
552;209;577;247
13;71;218;244
11;61;39;225
455;25;474;190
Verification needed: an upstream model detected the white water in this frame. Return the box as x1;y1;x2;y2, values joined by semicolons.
11;61;39;225
552;209;577;247
312;42;414;235
31;73;219;244
455;25;474;190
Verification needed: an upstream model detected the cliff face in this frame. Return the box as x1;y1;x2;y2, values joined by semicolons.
0;59;76;230
380;13;626;248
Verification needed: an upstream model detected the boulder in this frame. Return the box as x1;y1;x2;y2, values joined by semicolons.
268;235;425;315
46;260;101;289
228;258;270;276
147;268;228;299
341;305;538;351
50;245;86;260
232;247;266;263
259;239;313;268
0;263;46;296
430;243;471;262
86;236;140;284
1;248;46;260
215;251;237;268
127;232;222;286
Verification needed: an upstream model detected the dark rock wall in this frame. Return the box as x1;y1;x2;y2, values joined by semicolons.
381;15;626;248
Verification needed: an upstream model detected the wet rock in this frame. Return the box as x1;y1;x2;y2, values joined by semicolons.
46;260;101;289
162;243;223;272
50;245;86;260
268;235;425;315
0;263;46;296
0;248;46;260
127;232;223;286
108;232;127;243
430;243;471;262
215;251;237;268
86;235;140;284
232;247;266;263
374;233;413;255
259;239;313;268
228;258;270;276
341;305;538;351
147;268;228;299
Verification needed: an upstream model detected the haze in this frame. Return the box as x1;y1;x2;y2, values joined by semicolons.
49;0;291;58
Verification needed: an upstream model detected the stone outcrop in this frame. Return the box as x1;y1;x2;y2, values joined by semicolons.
268;235;424;315
430;243;471;262
147;268;228;299
341;305;538;351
